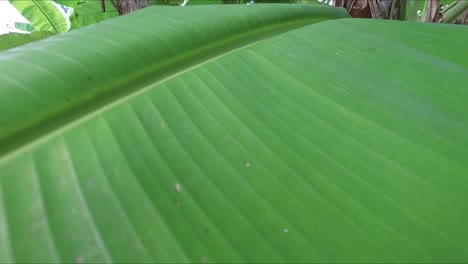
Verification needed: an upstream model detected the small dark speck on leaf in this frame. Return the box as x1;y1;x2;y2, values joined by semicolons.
204;228;209;234
367;46;377;53
65;97;70;102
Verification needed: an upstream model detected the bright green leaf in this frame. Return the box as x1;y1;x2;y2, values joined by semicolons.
8;0;68;33
1;4;468;263
54;0;82;8
14;22;36;33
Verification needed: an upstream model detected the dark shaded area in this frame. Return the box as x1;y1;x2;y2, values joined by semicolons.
335;0;400;19
111;0;150;15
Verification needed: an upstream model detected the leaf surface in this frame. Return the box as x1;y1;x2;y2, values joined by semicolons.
1;4;468;263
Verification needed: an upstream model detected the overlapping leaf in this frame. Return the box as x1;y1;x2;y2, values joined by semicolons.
8;0;68;33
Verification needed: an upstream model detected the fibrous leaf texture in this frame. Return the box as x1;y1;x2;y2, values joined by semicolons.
0;4;467;263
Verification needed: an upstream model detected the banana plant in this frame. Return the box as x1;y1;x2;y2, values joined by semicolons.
8;0;118;34
8;0;70;33
334;0;468;23
1;4;468;263
439;0;468;23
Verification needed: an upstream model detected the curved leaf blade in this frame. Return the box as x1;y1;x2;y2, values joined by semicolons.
0;4;347;150
1;4;468;263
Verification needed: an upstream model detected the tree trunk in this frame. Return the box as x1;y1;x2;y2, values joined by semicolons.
335;0;399;19
424;0;442;22
455;9;468;24
112;0;149;15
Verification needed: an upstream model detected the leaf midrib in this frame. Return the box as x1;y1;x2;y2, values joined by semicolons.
0;5;348;162
33;0;60;34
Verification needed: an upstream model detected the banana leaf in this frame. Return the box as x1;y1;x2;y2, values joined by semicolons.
0;31;55;52
8;0;69;33
1;4;468;263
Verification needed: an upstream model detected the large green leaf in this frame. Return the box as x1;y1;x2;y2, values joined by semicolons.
1;4;468;263
8;0;68;33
